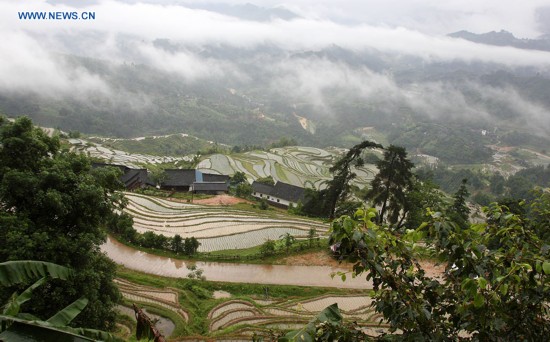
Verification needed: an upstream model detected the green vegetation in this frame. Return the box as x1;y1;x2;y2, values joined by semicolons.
116;266;368;338
90;134;230;157
316;190;550;340
387;122;494;164
108;230;328;264
0;261;120;341
417;164;550;204
367;145;414;228
0;117;123;331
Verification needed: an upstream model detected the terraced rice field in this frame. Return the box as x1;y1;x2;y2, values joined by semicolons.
70;137;377;190
114;278;384;339
69;139;192;168
115;278;189;322
197;146;378;189
208;295;386;336
125;193;329;252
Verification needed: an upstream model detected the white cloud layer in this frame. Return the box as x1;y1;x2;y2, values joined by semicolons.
0;0;549;136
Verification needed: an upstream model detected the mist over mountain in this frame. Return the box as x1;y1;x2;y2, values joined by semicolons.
1;0;549;154
449;30;550;52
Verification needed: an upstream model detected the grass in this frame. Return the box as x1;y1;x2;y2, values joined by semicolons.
133;188;213;201
109;233;330;264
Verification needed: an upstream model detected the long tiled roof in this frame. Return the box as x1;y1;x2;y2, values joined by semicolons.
163;169;196;187
252;181;305;203
192;182;228;191
202;173;230;183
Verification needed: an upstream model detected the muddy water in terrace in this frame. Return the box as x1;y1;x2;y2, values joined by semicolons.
102;236;370;289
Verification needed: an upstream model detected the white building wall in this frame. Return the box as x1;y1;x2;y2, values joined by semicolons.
252;192;296;207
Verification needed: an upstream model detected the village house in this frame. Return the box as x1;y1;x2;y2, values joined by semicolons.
251;181;305;208
93;164;229;194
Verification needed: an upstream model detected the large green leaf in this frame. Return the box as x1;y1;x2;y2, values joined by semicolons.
0;315;122;342
0;316;95;342
282;304;342;342
0;261;72;287
0;322;94;342
3;277;47;316
46;297;88;327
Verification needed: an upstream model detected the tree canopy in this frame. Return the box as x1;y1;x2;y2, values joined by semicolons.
366;145;414;228
325;192;550;340
326;140;382;219
0;117;123;330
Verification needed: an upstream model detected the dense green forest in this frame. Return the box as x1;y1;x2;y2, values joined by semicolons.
0;117;125;334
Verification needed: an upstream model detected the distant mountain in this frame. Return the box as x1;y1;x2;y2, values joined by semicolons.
2;32;550;154
448;30;550;52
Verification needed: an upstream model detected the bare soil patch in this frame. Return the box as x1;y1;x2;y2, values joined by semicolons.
282;252;446;278
280;250;350;267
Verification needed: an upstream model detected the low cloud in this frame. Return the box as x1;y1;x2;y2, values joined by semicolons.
269;57;400;113
0;31;110;97
137;43;246;82
0;0;549;137
2;0;550;68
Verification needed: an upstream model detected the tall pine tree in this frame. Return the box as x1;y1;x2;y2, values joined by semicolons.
367;145;414;229
326;140;382;219
449;178;471;228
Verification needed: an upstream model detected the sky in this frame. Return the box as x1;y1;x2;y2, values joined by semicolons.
2;0;550;67
1;0;549;134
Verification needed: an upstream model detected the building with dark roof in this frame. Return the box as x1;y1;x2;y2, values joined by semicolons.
92;164;229;193
161;169;197;191
92;163;149;190
251;181;305;208
202;173;230;183
120;169;150;190
192;182;228;194
162;169;228;193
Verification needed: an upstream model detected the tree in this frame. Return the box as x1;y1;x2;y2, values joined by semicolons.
258;198;269;210
300;188;329;218
109;212;137;243
172;234;183;254
0;117;122;331
326;194;550;340
404;178;446;230
149;167;167;188
489;173;505;196
260;239;276;257
235;182;252;198
448;178;470;228
366;145;414;228
270;137;297;149
307;228;317;248
229;171;247;186
140;231;159;249
326;140;382;219
256;175;275;186
279;233;295;253
183;237;200;256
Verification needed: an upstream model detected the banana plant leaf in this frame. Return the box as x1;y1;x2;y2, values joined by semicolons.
46;297;89;327
3;277;47;316
0;261;72;287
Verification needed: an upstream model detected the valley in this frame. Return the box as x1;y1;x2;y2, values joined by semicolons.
1;1;549;339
